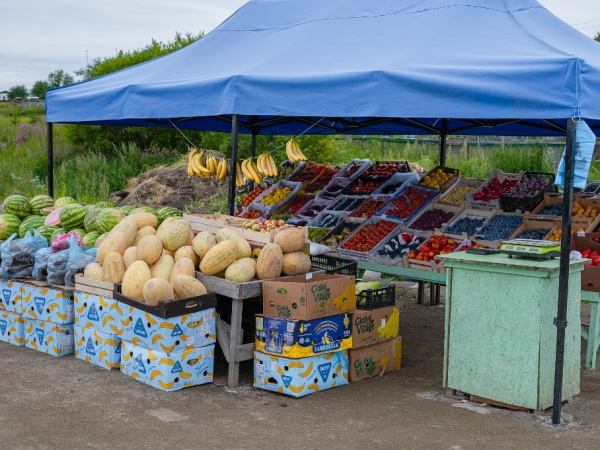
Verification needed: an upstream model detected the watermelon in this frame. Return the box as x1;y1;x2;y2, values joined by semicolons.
18;216;46;238
83;208;104;233
72;228;87;239
37;225;58;244
45;206;65;226
0;214;21;240
59;204;87;230
54;196;77;208
3;195;31;219
133;206;160;221
50;227;66;243
158;206;183;224
82;231;101;247
118;205;135;216
95;208;126;234
84;204;96;212
95;201;114;209
29;195;55;215
41;207;54;216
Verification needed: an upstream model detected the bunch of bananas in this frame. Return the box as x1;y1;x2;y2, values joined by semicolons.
377;307;400;339
235;161;245;187
256;152;278;178
187;148;230;182
285;137;307;162
241;157;263;183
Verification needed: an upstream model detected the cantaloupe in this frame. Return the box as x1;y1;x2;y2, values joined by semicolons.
225;258;256;283
199;240;238;275
123;246;138;269
174;245;199;267
127;212;158;230
256;243;283;279
173;275;208;300
281;251;311;276
96;218;137;264
215;228;251;259
143;278;175;306
169;257;196;287
150;254;175;281
273;227;305;253
136;234;163;264
192;231;216;259
83;262;103;281
160;219;192;251
156;216;179;238
134;226;156;246
122;260;151;302
102;252;126;282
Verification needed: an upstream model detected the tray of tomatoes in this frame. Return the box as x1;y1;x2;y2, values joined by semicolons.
338;217;402;261
375;184;439;223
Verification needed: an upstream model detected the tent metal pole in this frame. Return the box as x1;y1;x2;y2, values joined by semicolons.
228;115;240;216
47;122;54;197
551;118;576;426
249;132;257;191
439;119;448;166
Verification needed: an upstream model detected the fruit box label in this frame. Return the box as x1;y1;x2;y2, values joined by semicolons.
74;292;120;335
262;274;356;321
253;350;348;397
21;284;74;324
255;313;352;358
348;337;402;382
121;340;214;391
350;306;400;349
0;310;25;346
0;280;23;313
23;318;74;357
118;304;216;354
74;325;121;370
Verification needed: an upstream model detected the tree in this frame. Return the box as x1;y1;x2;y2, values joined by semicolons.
7;85;28;100
47;70;74;88
595;32;600;43
31;80;50;99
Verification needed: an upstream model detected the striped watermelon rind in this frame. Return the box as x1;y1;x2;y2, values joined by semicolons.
83;208;104;233
41;207;54;217
3;195;31;219
133;207;160;220
54;196;77;208
117;205;135;216
50;227;66;243
36;225;58;244
158;207;183;222
29;195;55;215
82;231;101;247
59;204;87;230
95;208;125;234
18;216;46;238
95;201;114;209
72;228;87;239
0;214;21;240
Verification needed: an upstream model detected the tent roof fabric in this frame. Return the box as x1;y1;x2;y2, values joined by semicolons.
45;0;600;136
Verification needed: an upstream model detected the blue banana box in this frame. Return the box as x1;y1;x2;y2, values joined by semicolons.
120;340;214;391
23;318;74;357
74;291;120;335
0;310;25;346
21;282;74;324
253;350;349;397
74;325;121;370
255;313;352;358
119;304;216;353
0;279;24;313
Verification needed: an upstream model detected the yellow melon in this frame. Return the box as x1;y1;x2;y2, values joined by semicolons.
122;260;151;302
273;227;305;253
173;275;208;300
192;231;216;259
225;258;256;283
127;212;158;230
282;252;311;276
160;219;192;251
122;246;138;269
143;278;175;306
174;245;199;267
134;226;156;246
136;235;163;265
103;252;126;283
83;262;103;281
169;257;196;287
199;240;238;275
256;243;283;279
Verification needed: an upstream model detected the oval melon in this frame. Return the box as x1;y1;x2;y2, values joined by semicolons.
225;258;256;283
122;260;151;302
192;231;216;259
96;219;137;264
127;212;158;230
256;243;284;280
122;246;139;269
150;254;175;281
134;226;157;246
160;219;192;251
169;257;196;287
173;275;208;300
199;240;238;275
282;252;311;276
215;228;242;243
174;245;199;267
156;216;180;239
103;252;126;283
143;278;175;306
273;227;305;253
83;262;104;281
136;235;163;265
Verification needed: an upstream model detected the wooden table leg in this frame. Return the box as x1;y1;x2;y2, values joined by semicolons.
429;283;435;305
228;298;244;388
417;281;424;304
586;300;600;370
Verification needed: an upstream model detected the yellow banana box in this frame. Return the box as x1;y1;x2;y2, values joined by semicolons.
0;279;24;313
74;292;120;335
350;306;400;349
23;318;74;357
120;340;214;392
0;310;25;346
21;283;74;324
262;274;356;321
74;325;121;370
253;350;349;397
255;313;352;358
119;305;216;353
348;336;402;382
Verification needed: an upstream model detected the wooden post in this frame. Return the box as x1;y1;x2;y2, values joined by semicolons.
227;115;239;216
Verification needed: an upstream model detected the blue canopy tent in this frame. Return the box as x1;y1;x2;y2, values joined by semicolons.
45;0;600;424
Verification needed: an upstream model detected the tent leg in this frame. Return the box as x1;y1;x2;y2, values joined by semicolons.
227;115;240;216
47;122;54;197
249;132;257;191
552;118;577;426
439;119;448;166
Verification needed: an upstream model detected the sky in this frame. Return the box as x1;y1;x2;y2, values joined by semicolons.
1;0;600;91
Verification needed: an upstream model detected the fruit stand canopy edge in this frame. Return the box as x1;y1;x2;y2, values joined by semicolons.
46;0;600;136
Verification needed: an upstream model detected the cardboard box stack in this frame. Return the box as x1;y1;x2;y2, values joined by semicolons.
254;273;356;397
0;278;26;346
73;275;122;370
348;285;402;382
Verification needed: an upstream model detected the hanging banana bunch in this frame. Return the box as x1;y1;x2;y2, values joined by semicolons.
188;148;212;178
235;161;245;187
285;137;307;162
241;157;263;183
256;151;278;178
216;158;229;182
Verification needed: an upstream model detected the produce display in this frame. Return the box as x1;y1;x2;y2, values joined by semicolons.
377;186;435;221
572;201;599;219
375;233;428;260
408;235;459;262
419;168;455;190
327;196;366;212
347;178;385;194
241;218;292;233
438;185;478;206
514;228;549;240
340;219;398;253
537;204;563;215
289;164;337;193
363;161;410;177
319;224;355;247
442;216;486;237
474;214;523;241
504;175;551;198
312;212;343;228
582;247;600;267
349;197;388;219
407;208;456;232
471;177;518;202
308;227;330;243
239;186;266;207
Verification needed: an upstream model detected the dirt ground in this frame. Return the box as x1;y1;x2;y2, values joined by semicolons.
1;283;600;449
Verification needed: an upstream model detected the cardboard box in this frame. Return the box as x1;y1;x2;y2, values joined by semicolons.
262;274;356;321
571;233;600;292
351;306;399;349
348;337;402;382
23;318;74;357
74;291;120;335
255;313;352;358
120;340;214;391
21;282;74;324
74;325;121;370
253;350;349;397
119;304;216;353
0;310;25;346
0;279;24;313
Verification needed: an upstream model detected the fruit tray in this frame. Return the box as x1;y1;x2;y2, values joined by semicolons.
342;176;387;195
356;285;396;310
369;231;431;267
528;193;564;218
418;166;460;192
439;208;497;240
403;202;463;233
375;184;439;224
315;177;353;201
238;183;269;208
276;160;306;182
287;193;316;215
252;180;303;217
294;197;332;221
319;219;362;248
546;218;596;241
310;254;358;277
584;181;600;194
508;218;557;241
289;163;338;193
326;194;369;213
333;159;372;183
372;171;421;196
349;195;391;219
436;176;483;207
465;169;524;210
472;212;525;247
499;172;558;213
308;210;345;228
405;234;468;273
338;216;403;262
361;160;412;178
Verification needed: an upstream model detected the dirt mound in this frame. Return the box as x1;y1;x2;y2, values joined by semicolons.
109;155;230;213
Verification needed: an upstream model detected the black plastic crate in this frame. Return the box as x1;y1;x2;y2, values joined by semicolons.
356;284;396;310
521;171;558;193
500;171;558;213
310;254;357;277
584;181;600;194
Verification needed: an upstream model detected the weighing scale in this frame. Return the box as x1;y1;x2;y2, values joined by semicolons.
499;239;562;260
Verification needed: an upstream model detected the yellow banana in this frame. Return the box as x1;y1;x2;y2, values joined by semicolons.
193;154;211;177
241;158;252;181
249;158;262;182
259;153;271;176
256;153;265;175
218;159;227;181
267;152;278;177
210;155;218;176
291;137;306;161
286;138;299;163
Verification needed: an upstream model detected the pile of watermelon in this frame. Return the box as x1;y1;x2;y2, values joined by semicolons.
0;194;183;246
